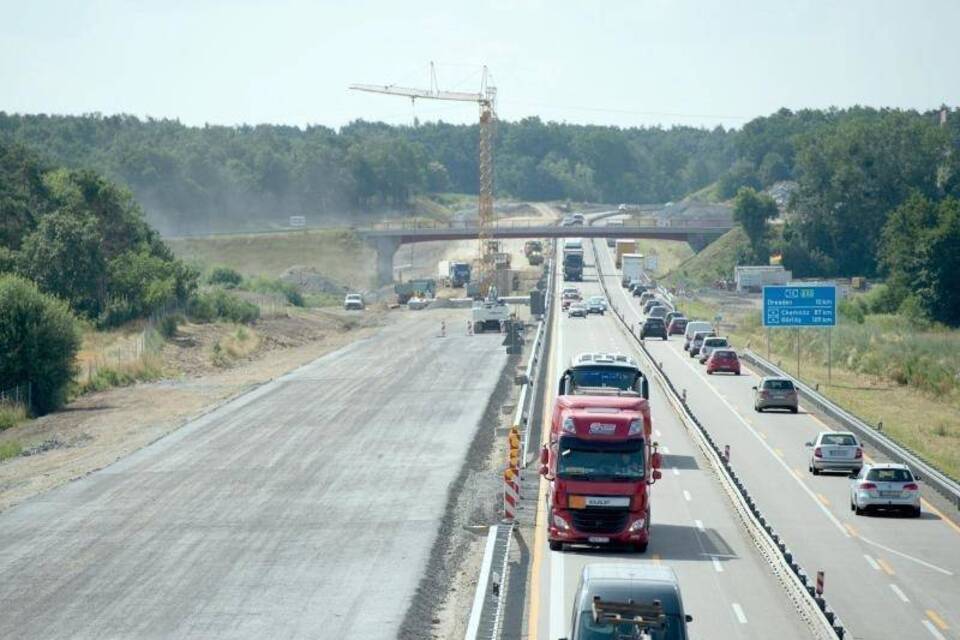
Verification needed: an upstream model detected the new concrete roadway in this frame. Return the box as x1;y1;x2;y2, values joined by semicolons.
0;311;507;640
526;246;814;640
593;230;960;640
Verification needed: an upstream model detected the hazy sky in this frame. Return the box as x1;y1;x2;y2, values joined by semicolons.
1;0;957;130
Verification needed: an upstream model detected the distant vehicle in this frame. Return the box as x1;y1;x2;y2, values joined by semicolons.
527;250;544;266
394;279;436;304
407;296;429;310
586;296;606;315
806;431;862;475
688;331;715;357
621;254;644;287
523;239;543;257
568;303;588;318
638;291;656;307
471;289;510;332
438;260;472;287
343;293;364;311
561;216;576;226
667;317;688;335
752;377;799;413
648;306;668;320
562;287;582;299
682;321;713;351
614;240;636;269
643;299;664;314
629;282;649;295
605;219;624;247
706;349;740;375
697;336;729;363
850;463;920;517
564;564;692;640
563;241;585;281
664;311;683;327
571;213;585;224
640;317;668;340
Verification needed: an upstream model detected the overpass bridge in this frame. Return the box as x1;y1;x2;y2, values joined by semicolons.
357;219;733;284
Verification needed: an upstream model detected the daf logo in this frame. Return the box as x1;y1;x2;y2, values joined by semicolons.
589;423;617;434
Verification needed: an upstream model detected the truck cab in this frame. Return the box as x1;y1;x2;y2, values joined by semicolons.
541;353;661;553
563;246;585;282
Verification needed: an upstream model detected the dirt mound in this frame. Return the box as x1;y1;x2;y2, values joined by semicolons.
280;266;349;294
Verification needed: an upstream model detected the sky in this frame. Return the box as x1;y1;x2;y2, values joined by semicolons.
1;0;957;131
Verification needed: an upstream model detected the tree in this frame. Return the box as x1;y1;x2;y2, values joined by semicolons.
733;187;778;263
0;274;81;414
718;159;761;199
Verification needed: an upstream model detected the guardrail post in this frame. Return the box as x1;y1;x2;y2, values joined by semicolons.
681;388;687;403
816;570;824;596
724;445;730;462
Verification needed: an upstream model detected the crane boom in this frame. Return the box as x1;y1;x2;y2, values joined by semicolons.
349;84;488;104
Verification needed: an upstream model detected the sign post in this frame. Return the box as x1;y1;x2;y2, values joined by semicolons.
763;285;837;381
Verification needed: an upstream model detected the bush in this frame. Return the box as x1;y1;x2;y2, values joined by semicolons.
243;276;304;307
0;274;81;414
159;313;183;338
207;266;244;288
0;440;22;462
0;404;28;430
187;289;260;325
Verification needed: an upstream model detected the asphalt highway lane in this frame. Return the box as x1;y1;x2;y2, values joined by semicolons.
527;245;812;640
0;312;507;640
595;235;960;640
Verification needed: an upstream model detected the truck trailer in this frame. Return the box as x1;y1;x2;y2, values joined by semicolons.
621;253;644;287
614;240;636;269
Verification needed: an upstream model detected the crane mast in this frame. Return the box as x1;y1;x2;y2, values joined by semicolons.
351;63;497;293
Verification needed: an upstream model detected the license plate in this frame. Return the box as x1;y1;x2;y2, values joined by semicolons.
588;537;610;544
880;491;899;497
830;449;845;457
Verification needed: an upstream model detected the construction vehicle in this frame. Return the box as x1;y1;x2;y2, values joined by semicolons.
615;240;636;269
524;240;543;257
540;353;660;553
394;278;436;304
471;287;510;333
438;260;472;287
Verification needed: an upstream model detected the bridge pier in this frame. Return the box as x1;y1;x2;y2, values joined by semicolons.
370;236;401;286
687;233;712;252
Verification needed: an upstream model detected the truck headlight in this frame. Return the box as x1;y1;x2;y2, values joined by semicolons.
628;517;646;532
562;417;576;434
628;419;643;436
552;514;571;530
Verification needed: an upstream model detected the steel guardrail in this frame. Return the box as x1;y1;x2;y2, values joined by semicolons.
740;350;960;511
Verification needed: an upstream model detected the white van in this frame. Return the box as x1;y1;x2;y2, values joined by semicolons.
683;321;713;351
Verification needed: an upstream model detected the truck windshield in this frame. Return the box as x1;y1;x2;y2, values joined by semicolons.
564;253;584;266
557;439;645;481
571;366;637;391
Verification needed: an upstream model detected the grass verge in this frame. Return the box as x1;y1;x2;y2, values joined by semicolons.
0;441;23;462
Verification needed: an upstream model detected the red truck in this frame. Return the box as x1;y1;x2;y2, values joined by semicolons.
540;353;662;553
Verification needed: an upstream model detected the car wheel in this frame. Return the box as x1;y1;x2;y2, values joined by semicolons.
812;467;820;476
850;500;855;512
548;540;563;552
790;407;799;414
911;506;922;518
854;503;864;516
662;336;667;341
634;542;648;553
706;370;713;375
735;371;741;376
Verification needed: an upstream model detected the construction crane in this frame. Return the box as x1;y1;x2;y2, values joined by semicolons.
350;63;497;292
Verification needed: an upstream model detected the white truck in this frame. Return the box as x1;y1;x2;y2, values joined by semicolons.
734;266;792;293
472;288;511;332
621;254;644;287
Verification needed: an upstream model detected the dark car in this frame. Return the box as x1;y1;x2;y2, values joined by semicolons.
664;311;683;327
564;564;692;640
667;317;688;335
638;291;656;307
631;283;650;297
640;317;668;340
643;299;664;314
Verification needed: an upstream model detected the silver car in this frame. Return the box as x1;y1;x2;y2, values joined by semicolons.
697;336;729;364
752;377;799;413
850;463;921;517
806;431;862;475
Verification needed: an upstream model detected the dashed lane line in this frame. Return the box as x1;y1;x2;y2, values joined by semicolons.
731;603;748;624
889;584;910;603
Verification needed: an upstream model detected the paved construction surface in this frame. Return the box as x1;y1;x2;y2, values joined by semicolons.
525;245;813;640
593;228;960;640
0;310;508;640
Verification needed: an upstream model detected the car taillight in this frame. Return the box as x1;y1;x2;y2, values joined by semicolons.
903;483;919;491
814;447;823;458
860;482;877;490
760;390;770;398
854;448;862;459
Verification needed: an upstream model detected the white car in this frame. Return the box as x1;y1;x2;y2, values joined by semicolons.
343;294;364;311
806;431;862;475
850;463;921;517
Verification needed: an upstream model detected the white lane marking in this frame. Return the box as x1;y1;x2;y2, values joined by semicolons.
672;467;680;476
858;534;954;576
922;620;948;640
665;343;851;538
864;554;881;571
549;548;565;639
731;603;748;624
655;429;662;437
694;519;705;532
889;584;910;603
683;490;692;502
661;445;671;454
711;556;724;573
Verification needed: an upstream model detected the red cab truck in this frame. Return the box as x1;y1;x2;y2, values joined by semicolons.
540;353;662;552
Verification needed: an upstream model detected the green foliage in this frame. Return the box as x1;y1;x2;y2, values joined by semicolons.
187;289;260;324
159;313;183;338
77;360;163;394
718;158;761;199
0;274;81;414
0;404;28;431
732;187;778;263
0;440;23;461
207;266;244;288
242;276;304;307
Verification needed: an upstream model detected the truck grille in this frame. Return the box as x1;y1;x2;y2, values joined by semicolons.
570;509;629;534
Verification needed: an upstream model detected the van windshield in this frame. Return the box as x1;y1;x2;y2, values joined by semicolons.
577;614;684;640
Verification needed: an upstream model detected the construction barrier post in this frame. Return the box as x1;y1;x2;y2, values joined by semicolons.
440;321;446;338
724;445;730;462
816;571;824;595
467;320;473;336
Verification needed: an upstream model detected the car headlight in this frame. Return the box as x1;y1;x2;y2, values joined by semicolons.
552;514;571;530
628;517;646;532
561;417;576;434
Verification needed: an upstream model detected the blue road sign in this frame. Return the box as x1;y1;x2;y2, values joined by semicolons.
763;285;836;328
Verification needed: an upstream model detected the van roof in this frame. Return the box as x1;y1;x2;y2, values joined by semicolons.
577;564;684;616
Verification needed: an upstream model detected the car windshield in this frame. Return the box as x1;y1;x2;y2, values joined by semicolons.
589;297;604;304
645;319;664;327
572;366;639;391
821;434;857;446
557;438;645;480
705;339;727;346
867;468;914;483
763;380;795;390
577;612;683;640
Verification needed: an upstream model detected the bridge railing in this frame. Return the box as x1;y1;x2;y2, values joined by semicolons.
359;218;732;233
